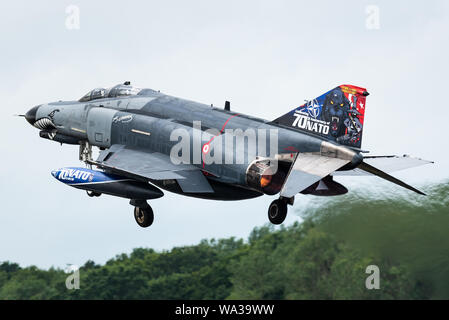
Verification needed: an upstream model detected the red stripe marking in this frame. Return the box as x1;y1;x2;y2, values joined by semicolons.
202;113;240;168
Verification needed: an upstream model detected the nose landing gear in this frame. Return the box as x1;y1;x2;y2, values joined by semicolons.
268;197;294;225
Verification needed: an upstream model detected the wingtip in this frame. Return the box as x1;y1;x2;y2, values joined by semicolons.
358;161;427;196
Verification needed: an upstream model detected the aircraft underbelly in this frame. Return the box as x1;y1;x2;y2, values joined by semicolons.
151;179;262;201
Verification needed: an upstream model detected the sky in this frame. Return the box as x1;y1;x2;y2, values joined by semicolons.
0;0;448;269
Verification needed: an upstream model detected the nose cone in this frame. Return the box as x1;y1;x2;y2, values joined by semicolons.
51;170;59;179
25;105;39;125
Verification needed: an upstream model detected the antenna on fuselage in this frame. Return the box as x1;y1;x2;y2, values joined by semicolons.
225;101;230;111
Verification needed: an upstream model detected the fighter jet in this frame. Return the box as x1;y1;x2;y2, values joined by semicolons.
23;82;432;228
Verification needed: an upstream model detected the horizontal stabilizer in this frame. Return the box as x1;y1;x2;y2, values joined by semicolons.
357;161;426;195
333;155;433;176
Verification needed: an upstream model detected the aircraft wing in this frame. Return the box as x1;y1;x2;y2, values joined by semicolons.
332;155;433;176
92;144;214;193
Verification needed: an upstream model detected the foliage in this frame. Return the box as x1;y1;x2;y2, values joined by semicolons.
1;182;447;300
0;224;432;300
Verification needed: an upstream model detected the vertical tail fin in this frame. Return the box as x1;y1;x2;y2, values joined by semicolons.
273;84;369;149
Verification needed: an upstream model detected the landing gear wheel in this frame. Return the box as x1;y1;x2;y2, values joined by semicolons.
86;190;101;197
268;199;287;225
134;206;154;228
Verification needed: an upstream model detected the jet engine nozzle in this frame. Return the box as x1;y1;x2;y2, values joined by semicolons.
246;160;286;195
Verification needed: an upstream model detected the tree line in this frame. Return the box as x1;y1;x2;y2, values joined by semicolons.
3;182;448;299
0;221;431;299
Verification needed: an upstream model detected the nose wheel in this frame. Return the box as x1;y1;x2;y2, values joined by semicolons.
268;197;293;225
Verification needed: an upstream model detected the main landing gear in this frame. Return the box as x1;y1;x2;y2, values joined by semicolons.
78;141;155;228
268;197;294;225
130;199;154;228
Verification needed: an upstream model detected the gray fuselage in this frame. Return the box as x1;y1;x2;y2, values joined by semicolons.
32;88;348;200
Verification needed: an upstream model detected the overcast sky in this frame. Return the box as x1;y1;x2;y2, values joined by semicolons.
0;0;448;269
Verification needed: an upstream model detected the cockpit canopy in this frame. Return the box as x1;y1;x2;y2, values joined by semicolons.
79;88;106;102
79;82;141;102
